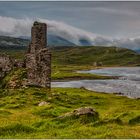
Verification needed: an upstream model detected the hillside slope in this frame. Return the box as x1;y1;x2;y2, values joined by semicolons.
48;34;76;46
0;36;29;50
1;45;140;66
52;46;140;66
0;35;76;49
0;68;140;138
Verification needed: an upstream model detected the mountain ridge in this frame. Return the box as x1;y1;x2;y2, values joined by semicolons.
0;35;76;49
0;35;140;55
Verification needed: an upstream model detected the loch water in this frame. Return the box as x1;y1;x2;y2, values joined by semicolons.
52;67;140;98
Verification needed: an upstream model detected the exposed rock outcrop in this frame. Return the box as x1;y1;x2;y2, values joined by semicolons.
58;107;99;122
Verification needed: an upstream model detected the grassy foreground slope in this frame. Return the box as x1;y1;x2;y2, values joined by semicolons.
0;87;140;138
0;67;139;138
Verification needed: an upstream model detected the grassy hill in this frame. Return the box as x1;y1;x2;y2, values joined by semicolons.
0;35;140;67
0;68;140;138
0;36;29;50
0;86;140;138
52;46;140;66
1;45;140;67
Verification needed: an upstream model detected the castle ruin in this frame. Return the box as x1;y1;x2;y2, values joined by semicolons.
0;54;14;80
0;21;51;89
26;21;51;88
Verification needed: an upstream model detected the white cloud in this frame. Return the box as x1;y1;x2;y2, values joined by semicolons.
0;16;99;45
114;37;140;50
0;16;32;36
0;16;140;50
39;18;99;45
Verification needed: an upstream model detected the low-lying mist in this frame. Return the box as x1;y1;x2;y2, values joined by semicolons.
0;16;140;50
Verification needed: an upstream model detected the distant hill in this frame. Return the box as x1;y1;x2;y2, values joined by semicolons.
1;35;140;66
47;34;76;46
52;46;140;66
79;38;92;46
0;35;76;50
20;35;76;46
134;49;140;53
0;36;29;50
1;44;140;66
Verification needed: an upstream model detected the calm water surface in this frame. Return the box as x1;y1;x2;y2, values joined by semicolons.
52;67;140;98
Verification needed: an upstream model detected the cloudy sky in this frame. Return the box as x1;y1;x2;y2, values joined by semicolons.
0;1;140;50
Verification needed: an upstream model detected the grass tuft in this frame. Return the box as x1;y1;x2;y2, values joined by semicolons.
129;116;140;125
0;123;35;137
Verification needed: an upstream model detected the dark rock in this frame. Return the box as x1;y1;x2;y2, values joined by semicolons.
14;59;26;68
80;86;86;90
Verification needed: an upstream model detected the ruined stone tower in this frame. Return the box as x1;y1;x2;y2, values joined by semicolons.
26;21;51;88
0;54;14;80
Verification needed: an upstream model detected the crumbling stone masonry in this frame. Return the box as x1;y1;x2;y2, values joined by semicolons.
26;21;51;88
0;54;14;80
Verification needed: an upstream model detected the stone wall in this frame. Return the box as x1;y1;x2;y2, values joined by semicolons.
0;54;14;80
26;21;51;88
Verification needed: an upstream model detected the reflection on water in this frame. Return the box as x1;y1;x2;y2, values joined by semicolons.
52;67;140;98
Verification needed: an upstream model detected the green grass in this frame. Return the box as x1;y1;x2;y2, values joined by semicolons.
0;49;25;60
1;45;140;66
51;46;140;66
52;65;117;81
0;87;140;138
0;68;27;88
0;46;140;138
